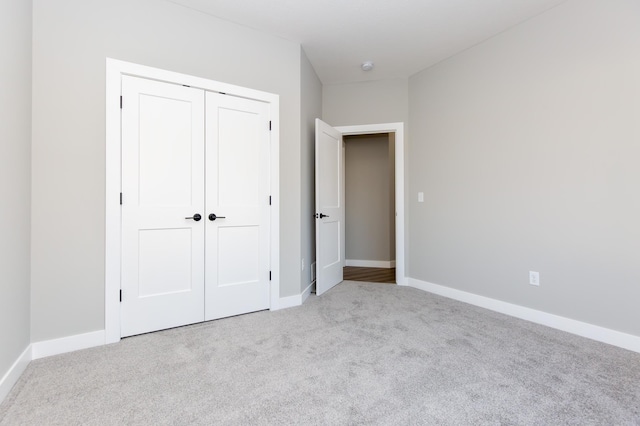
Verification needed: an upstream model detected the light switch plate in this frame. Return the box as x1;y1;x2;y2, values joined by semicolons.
529;271;540;286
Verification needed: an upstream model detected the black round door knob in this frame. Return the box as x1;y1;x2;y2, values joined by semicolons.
185;214;202;221
209;213;226;221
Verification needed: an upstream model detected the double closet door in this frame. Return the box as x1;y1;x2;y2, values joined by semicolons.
120;76;271;337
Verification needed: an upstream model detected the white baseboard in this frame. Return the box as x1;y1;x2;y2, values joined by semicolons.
0;345;32;404
32;330;106;360
1;330;107;404
408;278;640;354
272;283;314;311
301;282;313;304
346;259;395;268
273;294;300;310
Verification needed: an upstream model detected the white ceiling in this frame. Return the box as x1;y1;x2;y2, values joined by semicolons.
167;0;568;85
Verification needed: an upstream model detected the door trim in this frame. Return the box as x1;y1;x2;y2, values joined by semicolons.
105;58;280;344
335;123;406;286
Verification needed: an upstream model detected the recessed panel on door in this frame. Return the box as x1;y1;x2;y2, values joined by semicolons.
320;135;340;208
321;221;341;267
138;96;194;207
138;228;193;297
218;109;261;206
121;76;205;337
217;226;260;287
205;92;270;321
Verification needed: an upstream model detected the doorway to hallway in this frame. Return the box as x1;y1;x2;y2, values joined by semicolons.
343;133;395;284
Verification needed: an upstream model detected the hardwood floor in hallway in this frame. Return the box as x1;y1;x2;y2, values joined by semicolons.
343;266;395;283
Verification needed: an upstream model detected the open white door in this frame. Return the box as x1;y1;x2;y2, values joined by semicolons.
315;119;345;295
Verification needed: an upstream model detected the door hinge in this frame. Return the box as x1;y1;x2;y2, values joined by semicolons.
120;96;123;109
119;289;122;302
120;193;123;205
269;196;272;205
269;121;272;131
269;271;272;281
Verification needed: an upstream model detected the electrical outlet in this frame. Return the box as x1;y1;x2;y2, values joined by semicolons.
418;192;424;203
301;258;305;271
529;271;540;286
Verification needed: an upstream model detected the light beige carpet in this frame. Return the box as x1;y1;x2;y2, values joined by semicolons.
2;281;639;425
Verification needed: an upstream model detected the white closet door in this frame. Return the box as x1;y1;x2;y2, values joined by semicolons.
205;92;270;321
121;76;205;337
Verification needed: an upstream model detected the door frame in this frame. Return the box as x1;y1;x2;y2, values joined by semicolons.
335;123;406;286
105;58;280;344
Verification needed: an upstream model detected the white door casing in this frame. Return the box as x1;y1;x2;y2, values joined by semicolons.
205;92;271;320
315;119;345;295
120;76;206;337
335;123;406;287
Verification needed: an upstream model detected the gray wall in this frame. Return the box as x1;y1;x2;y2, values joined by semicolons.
0;0;32;381
409;0;640;336
31;0;303;341
323;78;408;126
345;134;395;263
300;49;322;290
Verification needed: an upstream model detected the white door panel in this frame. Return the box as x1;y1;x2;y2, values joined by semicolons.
121;76;205;337
205;92;270;321
315;119;345;295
